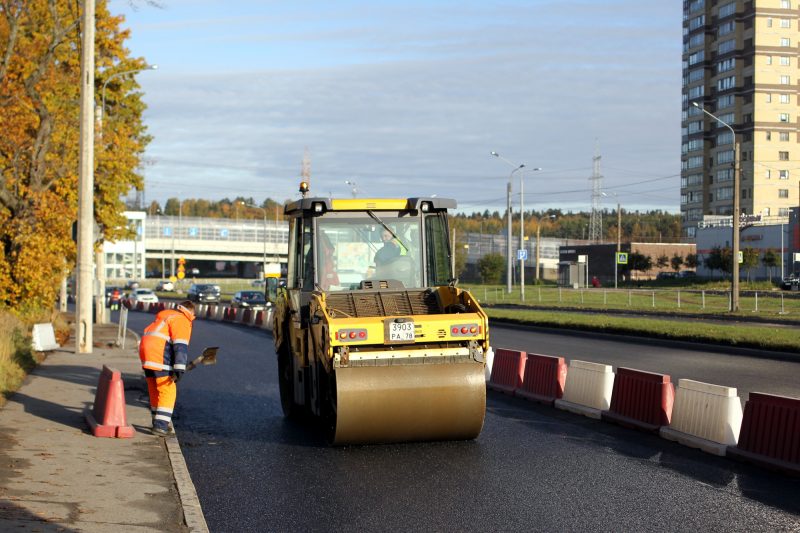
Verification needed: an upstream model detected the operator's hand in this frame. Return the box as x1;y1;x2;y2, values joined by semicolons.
171;370;184;383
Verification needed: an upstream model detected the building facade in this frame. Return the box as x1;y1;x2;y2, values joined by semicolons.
682;0;800;240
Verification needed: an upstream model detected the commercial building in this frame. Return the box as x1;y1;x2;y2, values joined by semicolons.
681;0;800;240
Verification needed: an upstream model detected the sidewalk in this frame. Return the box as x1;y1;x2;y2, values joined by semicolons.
0;320;207;532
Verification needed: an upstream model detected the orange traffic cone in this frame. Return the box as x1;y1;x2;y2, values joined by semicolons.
85;365;135;438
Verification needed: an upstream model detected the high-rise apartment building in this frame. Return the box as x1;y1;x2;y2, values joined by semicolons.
681;0;799;240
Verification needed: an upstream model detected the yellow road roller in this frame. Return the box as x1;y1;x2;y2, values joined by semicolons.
272;183;490;445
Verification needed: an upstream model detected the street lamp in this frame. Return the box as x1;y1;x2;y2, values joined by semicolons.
491;151;525;294
240;201;268;279
345;180;359;198
519;166;542;301
99;64;158;129
693;101;740;312
535;214;556;283
602;191;622;289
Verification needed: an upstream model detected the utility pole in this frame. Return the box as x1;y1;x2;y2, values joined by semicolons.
588;146;603;243
76;0;96;353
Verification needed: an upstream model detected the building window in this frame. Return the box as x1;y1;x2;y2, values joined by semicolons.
717;168;734;182
781;94;791;104
717;150;735;165
689;15;706;31
781;56;791;66
687;227;697;238
766;131;772;141
718;20;735;36
780;132;790;141
719;2;736;17
780;208;790;216
718;94;735;108
779;189;790;198
768;18;774;28
717;58;736;73
780;170;790;179
718;39;736;54
780;113;790;122
766;55;773;65
763;207;771;216
717;187;734;201
688;85;705;99
782;1;791;8
781;75;791;85
781;38;791;47
766;93;772;103
717;131;734;145
688;50;705;66
718;76;736;91
781;19;791;28
780;151;790;160
766;169;772;179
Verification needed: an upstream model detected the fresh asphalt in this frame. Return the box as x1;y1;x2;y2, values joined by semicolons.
124;313;800;532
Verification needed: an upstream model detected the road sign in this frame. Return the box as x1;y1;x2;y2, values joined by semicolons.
517;249;528;261
738;251;743;264
616;252;628;265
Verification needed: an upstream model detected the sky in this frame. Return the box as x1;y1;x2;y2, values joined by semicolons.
109;0;683;215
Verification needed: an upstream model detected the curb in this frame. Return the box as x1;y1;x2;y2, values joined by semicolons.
166;435;210;533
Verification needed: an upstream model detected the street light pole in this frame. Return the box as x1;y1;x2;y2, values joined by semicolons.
693;102;740;312
519;167;542;301
491;151;524;294
100;64;158;129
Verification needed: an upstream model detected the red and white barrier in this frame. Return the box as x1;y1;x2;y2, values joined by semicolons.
487;349;526;395
516;353;567;405
602;367;674;433
660;379;743;456
727;392;800;475
555;360;614;419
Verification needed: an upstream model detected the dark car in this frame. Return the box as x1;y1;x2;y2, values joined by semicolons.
187;283;221;303
780;272;800;290
231;290;268;309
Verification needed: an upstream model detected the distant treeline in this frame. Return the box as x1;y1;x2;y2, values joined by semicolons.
141;198;681;243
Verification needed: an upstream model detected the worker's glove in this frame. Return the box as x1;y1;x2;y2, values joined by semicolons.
171;370;184;383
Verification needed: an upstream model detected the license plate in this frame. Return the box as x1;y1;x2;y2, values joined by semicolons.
387;320;414;343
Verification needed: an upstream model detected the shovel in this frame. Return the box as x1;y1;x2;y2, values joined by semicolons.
186;346;219;371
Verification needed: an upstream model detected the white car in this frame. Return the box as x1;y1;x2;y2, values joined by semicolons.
155;280;175;292
129;288;159;304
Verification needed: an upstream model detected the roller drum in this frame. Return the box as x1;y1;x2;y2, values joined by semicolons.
332;361;486;445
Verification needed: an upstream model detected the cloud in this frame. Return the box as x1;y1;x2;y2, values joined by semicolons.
119;0;682;213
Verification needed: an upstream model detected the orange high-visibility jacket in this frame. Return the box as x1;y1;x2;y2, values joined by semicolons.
139;305;195;374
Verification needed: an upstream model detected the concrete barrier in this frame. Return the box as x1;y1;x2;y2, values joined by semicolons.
555;360;614;419
660;379;743;456
487;348;526;395
601;367;674;433
727;392;800;475
516;353;567;405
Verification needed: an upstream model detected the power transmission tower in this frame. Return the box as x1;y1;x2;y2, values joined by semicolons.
588;147;603;243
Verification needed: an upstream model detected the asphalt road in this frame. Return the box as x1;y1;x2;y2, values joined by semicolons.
125;314;800;532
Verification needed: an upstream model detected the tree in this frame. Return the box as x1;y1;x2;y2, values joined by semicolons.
762;249;779;283
0;1;150;310
477;253;505;284
670;254;684;272
685;253;698;270
741;247;760;282
627;252;652;280
656;254;669;269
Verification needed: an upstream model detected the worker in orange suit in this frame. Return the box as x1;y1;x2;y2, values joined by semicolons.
139;300;196;436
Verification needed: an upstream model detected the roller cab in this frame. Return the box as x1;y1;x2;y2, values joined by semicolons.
273;189;489;445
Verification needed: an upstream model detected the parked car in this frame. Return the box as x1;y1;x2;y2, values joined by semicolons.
155;280;175;292
128;288;159;304
231;290;268;310
678;270;697;279
125;279;140;290
187;283;221;303
780;272;800;290
656;271;678;280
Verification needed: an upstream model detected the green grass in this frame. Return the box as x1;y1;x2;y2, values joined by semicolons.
485;307;800;353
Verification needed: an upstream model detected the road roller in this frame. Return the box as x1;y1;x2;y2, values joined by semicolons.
271;182;490;445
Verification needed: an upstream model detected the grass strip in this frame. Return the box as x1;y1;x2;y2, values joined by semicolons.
486;307;800;353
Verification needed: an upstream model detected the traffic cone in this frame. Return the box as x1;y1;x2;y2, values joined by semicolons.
84;365;135;438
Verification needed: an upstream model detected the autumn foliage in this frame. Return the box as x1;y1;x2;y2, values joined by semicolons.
0;1;150;312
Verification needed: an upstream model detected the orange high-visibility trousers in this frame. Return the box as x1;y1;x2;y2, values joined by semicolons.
146;376;177;430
